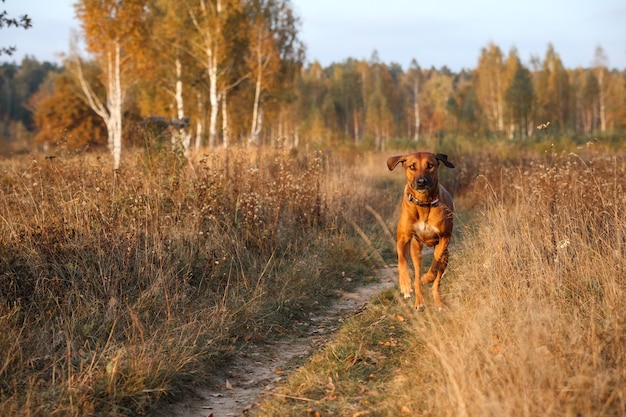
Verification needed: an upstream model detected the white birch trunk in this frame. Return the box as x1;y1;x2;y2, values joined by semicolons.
249;68;262;146
413;78;420;142
173;57;191;153
353;110;360;144
598;71;607;132
207;48;219;148
221;92;229;149
109;42;123;170
73;40;123;170
189;0;221;149
195;91;203;149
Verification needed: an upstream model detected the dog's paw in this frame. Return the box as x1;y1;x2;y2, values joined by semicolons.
421;273;436;285
415;303;425;312
399;286;413;299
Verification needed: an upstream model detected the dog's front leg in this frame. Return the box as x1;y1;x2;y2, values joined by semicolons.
410;238;425;311
423;237;450;310
396;236;413;299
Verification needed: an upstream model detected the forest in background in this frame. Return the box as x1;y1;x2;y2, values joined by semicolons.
0;0;625;162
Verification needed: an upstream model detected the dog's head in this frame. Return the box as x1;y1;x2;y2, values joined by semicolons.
387;152;454;193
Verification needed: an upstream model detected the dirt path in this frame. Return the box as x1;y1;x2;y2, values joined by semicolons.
154;267;396;417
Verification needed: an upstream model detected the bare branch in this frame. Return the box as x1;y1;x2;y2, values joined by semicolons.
0;7;33;55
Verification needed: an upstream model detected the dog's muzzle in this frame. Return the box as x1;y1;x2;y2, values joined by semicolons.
412;176;433;192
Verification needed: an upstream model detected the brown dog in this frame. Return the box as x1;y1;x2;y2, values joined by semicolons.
387;152;454;311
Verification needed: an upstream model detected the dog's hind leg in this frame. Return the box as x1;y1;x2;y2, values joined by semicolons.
421;237;449;285
431;270;445;310
427;239;450;310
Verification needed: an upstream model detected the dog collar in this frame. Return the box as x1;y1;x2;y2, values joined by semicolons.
406;192;439;207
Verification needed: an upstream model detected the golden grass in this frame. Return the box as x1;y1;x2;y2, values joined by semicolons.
0;146;395;416
256;146;626;416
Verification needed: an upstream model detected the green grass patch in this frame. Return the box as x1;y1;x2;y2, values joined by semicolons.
254;288;424;417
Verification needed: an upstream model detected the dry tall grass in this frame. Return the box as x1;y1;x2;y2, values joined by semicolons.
398;148;626;416
0;147;393;416
256;145;625;416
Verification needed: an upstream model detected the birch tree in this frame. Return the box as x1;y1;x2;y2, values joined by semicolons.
245;0;303;146
73;0;150;169
593;46;609;132
405;59;422;142
188;0;242;148
148;0;195;153
246;1;279;145
504;53;534;138
364;52;394;149
534;44;570;130
475;42;505;134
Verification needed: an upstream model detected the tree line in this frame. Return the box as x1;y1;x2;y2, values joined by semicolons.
1;0;624;165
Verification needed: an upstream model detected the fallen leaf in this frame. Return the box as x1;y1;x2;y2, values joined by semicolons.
225;380;233;390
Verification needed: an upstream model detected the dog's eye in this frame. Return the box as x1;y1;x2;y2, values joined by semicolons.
408;164;416;170
427;163;434;169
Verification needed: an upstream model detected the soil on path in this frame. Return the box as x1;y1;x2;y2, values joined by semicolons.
154;267;396;417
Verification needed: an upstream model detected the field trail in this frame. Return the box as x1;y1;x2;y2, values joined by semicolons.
155;268;397;417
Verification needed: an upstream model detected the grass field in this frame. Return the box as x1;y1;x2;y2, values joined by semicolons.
1;139;625;416
0;147;396;416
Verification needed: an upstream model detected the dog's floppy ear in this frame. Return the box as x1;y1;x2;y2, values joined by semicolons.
387;155;406;171
434;153;455;169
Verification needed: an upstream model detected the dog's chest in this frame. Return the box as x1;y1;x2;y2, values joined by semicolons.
412;220;441;245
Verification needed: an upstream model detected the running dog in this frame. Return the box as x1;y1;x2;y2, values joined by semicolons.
387;152;455;311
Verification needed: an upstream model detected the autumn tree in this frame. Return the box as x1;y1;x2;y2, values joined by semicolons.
475;42;505;134
503;49;534;138
446;70;480;136
188;0;244;148
1;57;58;133
592;46;611;132
534;44;570;130
342;60;365;143
136;0;198;152
73;0;151;169
297;61;332;145
363;52;394;150
324;60;364;143
245;0;303;146
247;1;280;145
404;59;422;142
415;67;453;140
32;70;107;149
582;71;600;133
603;69;626;131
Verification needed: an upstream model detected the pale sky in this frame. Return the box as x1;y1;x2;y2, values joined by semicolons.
2;0;625;71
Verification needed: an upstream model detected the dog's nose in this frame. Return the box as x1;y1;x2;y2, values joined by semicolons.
415;177;429;188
